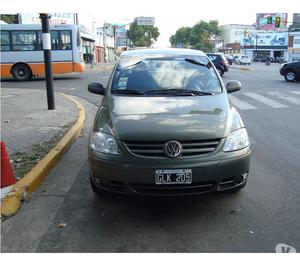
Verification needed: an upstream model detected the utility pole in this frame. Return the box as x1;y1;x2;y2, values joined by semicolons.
39;13;55;110
255;34;258;60
103;21;107;62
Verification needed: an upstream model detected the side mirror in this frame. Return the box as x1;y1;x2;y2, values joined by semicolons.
226;80;241;93
88;82;105;95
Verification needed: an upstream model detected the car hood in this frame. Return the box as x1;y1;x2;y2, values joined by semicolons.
96;95;233;141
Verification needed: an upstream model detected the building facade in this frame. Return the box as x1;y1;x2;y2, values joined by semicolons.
95;25;116;63
288;31;300;61
240;31;288;61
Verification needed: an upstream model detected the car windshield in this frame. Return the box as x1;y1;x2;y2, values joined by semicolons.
111;56;222;96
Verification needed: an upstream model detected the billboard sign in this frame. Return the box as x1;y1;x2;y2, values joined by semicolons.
240;32;288;47
256;13;288;30
21;13;75;25
136;17;155;26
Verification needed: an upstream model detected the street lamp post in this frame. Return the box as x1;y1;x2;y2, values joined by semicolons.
255;34;258;61
39;13;55;110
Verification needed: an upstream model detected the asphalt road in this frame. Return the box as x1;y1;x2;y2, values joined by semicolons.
1;62;300;252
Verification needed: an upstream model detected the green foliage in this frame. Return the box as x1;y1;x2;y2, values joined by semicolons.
0;14;19;24
127;20;160;47
169;20;221;52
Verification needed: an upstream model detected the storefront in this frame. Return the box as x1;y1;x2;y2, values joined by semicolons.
79;25;96;64
288;32;300;62
240;32;288;61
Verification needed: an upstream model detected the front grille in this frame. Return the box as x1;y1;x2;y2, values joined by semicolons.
125;139;220;158
130;181;216;195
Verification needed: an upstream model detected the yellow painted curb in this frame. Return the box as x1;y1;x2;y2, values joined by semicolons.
1;93;85;217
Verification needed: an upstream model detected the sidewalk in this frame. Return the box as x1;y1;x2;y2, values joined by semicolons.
1;88;78;179
83;62;116;72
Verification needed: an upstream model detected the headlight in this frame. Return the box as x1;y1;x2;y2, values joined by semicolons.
223;128;249;152
90;132;120;154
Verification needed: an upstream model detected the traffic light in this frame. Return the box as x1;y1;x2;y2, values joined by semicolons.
275;17;281;28
267;16;273;24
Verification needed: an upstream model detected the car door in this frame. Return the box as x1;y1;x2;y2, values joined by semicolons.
295;62;300;76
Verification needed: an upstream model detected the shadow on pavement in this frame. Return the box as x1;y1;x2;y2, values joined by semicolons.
1;75;83;83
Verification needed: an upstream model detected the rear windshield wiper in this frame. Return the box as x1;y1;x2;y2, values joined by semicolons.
112;89;144;95
145;89;214;96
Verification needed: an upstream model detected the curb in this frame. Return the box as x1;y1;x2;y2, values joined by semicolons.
1;93;85;217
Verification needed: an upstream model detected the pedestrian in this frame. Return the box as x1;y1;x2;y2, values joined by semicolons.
89;53;94;68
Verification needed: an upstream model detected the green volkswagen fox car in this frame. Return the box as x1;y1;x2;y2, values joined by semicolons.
88;48;251;196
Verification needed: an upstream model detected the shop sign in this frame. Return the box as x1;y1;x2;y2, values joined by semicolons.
240;32;288;47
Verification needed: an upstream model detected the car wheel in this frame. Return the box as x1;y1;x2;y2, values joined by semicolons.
217;67;224;76
285;70;296;82
12;63;32;81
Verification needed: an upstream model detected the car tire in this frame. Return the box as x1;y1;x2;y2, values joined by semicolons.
12;63;32;81
217;67;224;76
284;70;296;82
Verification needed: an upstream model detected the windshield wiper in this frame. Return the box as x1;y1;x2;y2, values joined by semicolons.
116;60;143;70
185;58;208;67
145;89;214;96
112;89;144;95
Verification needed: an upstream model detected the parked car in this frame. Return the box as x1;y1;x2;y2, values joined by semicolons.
88;48;251;196
238;55;251;65
224;54;234;65
206;53;230;76
233;55;240;64
280;61;300;82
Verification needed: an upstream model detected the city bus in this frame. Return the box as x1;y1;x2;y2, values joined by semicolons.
0;24;84;81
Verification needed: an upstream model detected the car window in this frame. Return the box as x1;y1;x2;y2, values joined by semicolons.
207;55;217;61
112;57;222;95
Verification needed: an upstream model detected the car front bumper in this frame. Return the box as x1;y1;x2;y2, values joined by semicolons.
89;148;251;196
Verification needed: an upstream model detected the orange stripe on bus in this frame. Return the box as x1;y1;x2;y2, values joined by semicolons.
1;62;84;78
0;64;11;77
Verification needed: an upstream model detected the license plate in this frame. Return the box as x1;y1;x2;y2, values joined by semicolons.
155;169;192;185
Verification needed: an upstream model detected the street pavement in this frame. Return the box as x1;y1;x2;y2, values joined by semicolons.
1;88;78;155
1;61;300;252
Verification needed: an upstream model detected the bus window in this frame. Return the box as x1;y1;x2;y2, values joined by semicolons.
37;31;43;50
12;31;36;51
51;30;59;50
77;28;80;47
1;31;11;51
60;31;71;50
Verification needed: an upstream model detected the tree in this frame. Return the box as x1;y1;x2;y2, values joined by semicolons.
0;14;19;24
127;20;160;47
169;20;221;52
169;27;191;48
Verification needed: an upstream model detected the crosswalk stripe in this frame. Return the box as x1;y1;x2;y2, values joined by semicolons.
228;95;257;110
268;92;300;106
289;91;300;96
244;93;288;108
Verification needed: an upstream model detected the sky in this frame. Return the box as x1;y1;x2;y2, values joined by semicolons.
2;0;298;47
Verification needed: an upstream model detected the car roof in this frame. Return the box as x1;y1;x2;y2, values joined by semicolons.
121;48;207;58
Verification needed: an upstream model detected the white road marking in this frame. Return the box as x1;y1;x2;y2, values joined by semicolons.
289;91;300;96
228;95;257;110
244;93;288;108
268;92;300;106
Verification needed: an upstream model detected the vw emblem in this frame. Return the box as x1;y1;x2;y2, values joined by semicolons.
164;140;182;158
